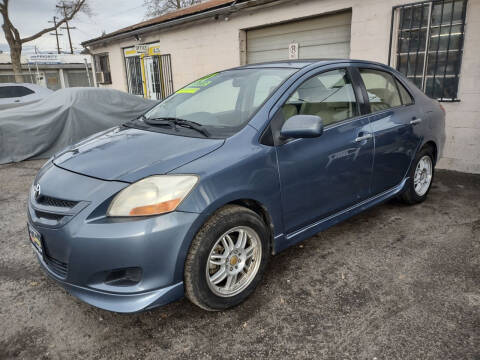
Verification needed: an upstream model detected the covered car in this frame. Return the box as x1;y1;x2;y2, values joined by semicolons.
0;83;53;110
0;87;156;164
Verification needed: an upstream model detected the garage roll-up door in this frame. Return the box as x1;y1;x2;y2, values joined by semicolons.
246;11;352;64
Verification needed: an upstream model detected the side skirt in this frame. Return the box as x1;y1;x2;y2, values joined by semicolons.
274;178;408;253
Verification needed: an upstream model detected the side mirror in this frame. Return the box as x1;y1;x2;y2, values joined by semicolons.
280;115;323;139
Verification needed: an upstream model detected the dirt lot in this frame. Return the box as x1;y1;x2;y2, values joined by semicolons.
0;159;479;360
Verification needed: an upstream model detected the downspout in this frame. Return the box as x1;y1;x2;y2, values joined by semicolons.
90;54;98;87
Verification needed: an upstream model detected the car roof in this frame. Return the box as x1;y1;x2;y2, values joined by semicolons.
235;58;391;70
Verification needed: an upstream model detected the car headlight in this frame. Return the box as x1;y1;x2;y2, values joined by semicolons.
107;175;198;217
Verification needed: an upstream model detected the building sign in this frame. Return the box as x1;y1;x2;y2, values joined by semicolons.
135;44;148;53
288;43;299;60
27;54;62;64
126;44;161;57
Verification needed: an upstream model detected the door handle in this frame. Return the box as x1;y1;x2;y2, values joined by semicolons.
355;133;373;142
410;118;422;125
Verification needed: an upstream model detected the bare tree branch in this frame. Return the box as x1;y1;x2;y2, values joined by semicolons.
20;0;86;44
143;0;201;19
0;0;9;12
0;0;88;82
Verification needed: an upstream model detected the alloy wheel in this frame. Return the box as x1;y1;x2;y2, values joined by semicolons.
414;155;433;196
205;226;262;297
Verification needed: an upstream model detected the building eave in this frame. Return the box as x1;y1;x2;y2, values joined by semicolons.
82;0;282;47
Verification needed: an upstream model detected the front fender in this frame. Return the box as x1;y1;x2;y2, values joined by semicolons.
174;125;284;232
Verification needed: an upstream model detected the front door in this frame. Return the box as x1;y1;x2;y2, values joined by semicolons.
144;56;155;100
274;68;374;234
144;56;163;100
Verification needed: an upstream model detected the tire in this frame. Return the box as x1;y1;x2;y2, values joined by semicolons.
401;146;435;205
184;205;270;311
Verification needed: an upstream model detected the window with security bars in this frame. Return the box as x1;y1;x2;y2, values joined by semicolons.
94;53;112;84
389;0;467;101
125;56;143;96
124;54;174;100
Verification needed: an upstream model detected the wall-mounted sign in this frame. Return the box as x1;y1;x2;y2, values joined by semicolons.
288;43;299;60
27;54;62;64
126;44;161;57
135;44;148;53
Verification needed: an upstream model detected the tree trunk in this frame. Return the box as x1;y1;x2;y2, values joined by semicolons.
10;45;23;83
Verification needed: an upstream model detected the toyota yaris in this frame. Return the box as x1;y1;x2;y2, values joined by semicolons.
28;60;445;312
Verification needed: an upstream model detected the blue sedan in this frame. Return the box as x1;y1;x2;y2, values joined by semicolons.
28;59;445;312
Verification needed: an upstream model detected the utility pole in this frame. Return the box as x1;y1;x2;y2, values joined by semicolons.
57;2;76;54
48;16;63;54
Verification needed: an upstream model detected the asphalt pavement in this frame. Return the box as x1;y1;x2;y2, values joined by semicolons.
1;160;479;359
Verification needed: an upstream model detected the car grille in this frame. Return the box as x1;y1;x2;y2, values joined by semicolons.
30;192;86;228
37;195;78;208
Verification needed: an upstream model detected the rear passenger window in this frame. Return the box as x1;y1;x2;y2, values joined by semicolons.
282;69;358;127
395;79;414;105
359;69;402;112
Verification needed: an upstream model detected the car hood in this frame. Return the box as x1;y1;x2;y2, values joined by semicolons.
53;126;224;182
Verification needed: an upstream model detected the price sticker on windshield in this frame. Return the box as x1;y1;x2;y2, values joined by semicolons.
177;73;219;94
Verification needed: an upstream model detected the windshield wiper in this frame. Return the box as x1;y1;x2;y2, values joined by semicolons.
143;117;210;137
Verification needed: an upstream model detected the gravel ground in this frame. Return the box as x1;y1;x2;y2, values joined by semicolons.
0;160;479;360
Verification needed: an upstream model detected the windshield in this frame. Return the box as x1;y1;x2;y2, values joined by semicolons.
139;68;296;138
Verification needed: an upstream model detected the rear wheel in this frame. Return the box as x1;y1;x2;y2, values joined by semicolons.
401;146;434;204
184;205;270;311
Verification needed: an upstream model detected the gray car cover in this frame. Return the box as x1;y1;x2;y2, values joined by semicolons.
0;87;157;164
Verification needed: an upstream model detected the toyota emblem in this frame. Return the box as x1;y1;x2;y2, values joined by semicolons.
33;184;41;199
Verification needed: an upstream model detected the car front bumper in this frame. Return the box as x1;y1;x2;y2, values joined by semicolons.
32;245;184;313
28;163;204;313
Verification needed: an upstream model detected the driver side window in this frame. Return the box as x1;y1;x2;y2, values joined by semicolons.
282;68;358;127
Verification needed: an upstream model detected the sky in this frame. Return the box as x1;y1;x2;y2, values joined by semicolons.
0;0;146;54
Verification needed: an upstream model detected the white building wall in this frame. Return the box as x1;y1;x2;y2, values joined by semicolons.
90;0;480;173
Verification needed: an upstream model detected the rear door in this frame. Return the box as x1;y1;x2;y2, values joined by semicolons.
354;66;422;194
273;66;374;234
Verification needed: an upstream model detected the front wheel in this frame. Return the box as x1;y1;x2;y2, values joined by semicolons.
401;147;435;204
184;205;270;311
